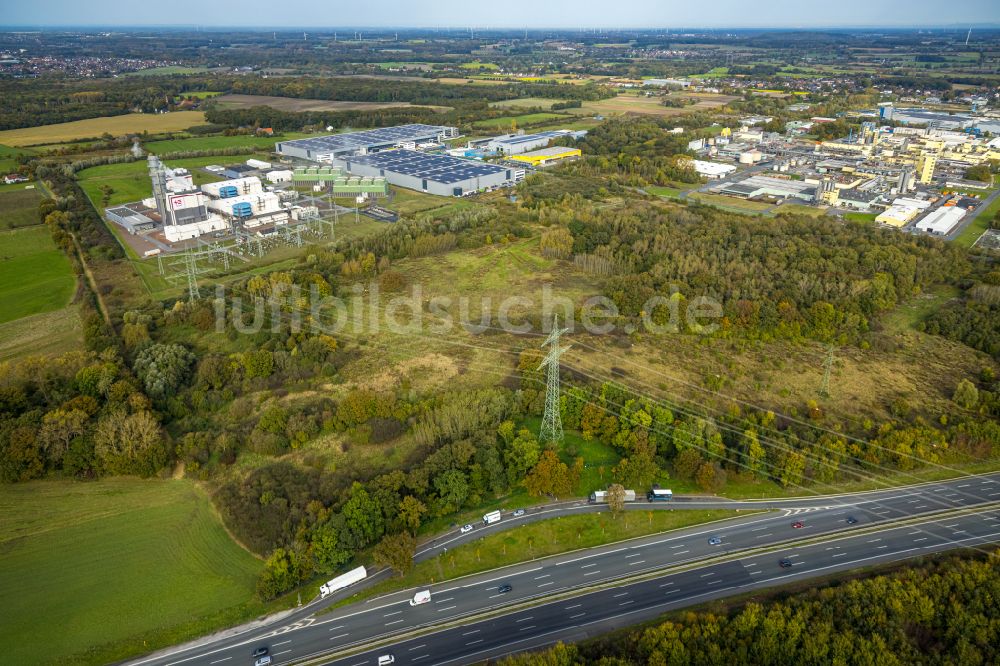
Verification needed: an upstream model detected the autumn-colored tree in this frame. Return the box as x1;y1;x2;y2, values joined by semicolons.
372;531;417;577
523;450;579;497
606;483;627;517
397;495;427;535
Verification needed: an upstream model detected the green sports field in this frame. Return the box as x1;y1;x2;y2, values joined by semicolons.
0;478;262;665
0;225;76;323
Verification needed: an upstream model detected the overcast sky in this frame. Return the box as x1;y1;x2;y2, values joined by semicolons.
3;0;998;29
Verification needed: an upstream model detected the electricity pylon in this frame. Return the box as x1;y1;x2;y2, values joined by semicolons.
538;314;570;445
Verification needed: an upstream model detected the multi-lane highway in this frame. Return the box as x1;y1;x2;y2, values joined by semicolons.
126;473;1000;666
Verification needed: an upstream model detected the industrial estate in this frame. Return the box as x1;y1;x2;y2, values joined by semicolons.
1;11;999;666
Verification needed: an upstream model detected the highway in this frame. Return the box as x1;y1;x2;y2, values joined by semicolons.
126;473;1000;666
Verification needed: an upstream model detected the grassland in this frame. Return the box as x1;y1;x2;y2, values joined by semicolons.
646;185;686;199
0;478;263;666
142;132;312;153
0;185;44;229
124;65;211;76
489;97;571;110
0;112;207;147
0;226;76;323
843;211;880;223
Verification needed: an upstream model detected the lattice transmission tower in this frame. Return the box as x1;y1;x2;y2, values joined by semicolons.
538;314;570;445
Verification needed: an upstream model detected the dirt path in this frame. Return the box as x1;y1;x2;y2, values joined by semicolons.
70;231;112;326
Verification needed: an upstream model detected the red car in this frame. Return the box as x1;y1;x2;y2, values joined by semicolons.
791;521;804;529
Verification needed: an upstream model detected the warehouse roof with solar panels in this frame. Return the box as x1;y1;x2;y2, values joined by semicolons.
346;150;509;184
276;124;458;160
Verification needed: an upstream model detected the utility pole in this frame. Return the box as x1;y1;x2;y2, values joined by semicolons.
538;314;570;445
820;344;835;398
184;250;200;302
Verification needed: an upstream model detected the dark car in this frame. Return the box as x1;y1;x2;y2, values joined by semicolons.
252;646;269;658
846;516;858;525
708;536;722;546
498;583;513;593
779;558;793;568
791;521;804;529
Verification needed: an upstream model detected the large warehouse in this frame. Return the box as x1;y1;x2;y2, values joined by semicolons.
486;130;585;155
276;124;459;162
334;149;514;196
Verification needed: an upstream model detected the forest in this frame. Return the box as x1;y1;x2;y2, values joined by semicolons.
499;550;1000;666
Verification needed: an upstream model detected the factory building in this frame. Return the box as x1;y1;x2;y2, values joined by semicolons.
333;149;513;197
875;197;932;228
714;175;816;201
915;206;966;235
486;130;584;156
688;159;737;180
509;147;582;167
275;124;459;162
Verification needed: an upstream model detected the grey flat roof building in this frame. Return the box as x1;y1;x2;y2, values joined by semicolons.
276;124;458;161
334;149;513;197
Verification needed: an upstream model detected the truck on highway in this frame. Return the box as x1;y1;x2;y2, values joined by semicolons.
588;489;637;503
647;488;673;502
410;589;432;606
483;510;502;525
320;565;367;598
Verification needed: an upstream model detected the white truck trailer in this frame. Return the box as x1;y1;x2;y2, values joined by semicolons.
588;489;637;503
410;589;432;606
320;565;367;598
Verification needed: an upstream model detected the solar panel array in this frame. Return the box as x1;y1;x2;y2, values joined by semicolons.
347;150;509;185
280;124;454;156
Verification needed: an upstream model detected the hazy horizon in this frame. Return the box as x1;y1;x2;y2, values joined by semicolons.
4;0;999;30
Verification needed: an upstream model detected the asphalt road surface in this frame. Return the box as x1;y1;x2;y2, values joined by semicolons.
127;473;1000;666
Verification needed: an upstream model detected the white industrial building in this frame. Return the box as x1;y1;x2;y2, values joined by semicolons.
915;206;967;235
266;169;294;184
486;130;584;155
688;159;737;179
275;124;459;162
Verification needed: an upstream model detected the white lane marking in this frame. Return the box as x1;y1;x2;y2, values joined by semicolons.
274;651;291;656
209;660;230;665
434;597;454;604
659;582;674;587
350;661;367;666
384;611;402;617
570;612;586;619
557;547;628;566
868;538;882;543
565;604;581;610
534;574;550;580
408;645;427;651
412;656;430;662
538;581;553;587
877;545;888;549
273;640;291;647
463;630;480;636
466;639;483;645
330;633;349;639
625;552;643;558
832;552;847;558
516;616;534;622
613;592;629;598
583;570;601;576
958;484;971;488
519;625;536;631
670;544;687;548
913;537;928;542
751;527;768;532
466;567;542;588
580;563;597;569
437;605;456;612
700;573;714;578
755;533;773;538
675;550;689;555
386;620;404;626
328;625;344;631
629;560;646;566
706;580;722;585
944;524;959;528
748;570;762;575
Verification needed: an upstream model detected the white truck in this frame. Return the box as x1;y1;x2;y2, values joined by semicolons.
483;510;502;525
410;589;432;606
320;565;367;598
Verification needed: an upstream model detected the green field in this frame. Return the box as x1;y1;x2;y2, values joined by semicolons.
0;307;83;362
473;113;566;130
955;188;1000;247
0;478;262;665
647;185;686;199
142;132;310;153
0;226;76;323
0;184;44;229
489;97;571;110
843;211;879;223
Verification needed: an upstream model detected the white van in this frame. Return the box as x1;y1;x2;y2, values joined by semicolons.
410;589;431;606
483;510;501;525
378;655;395;666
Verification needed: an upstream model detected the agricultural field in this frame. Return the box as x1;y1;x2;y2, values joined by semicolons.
0;184;44;229
0;307;83;363
0;225;76;323
212;94;450;113
0;142;32;172
472;112;566;130
489;97;572;110
0;112;207;147
0;478;262;665
571;95;698;117
141;131;315;153
124;65;211;76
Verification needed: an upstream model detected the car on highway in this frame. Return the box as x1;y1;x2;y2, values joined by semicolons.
846;515;858;525
779;558;793;568
254;657;272;666
708;536;722;545
378;654;396;666
460;524;474;533
498;583;513;593
791;521;804;529
251;646;269;658
513;509;525;517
